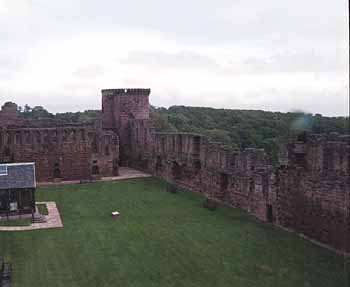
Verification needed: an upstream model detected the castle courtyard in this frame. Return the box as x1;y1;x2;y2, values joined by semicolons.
0;178;346;287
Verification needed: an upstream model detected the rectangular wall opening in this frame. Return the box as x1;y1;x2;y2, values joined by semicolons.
266;204;273;223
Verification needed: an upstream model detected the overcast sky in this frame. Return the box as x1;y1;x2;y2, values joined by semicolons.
0;0;348;116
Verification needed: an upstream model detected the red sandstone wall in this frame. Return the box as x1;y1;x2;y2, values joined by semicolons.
2;89;348;255
128;113;350;254
0;127;119;182
102;89;150;164
102;89;150;130
276;134;350;253
128;127;272;221
0;102;25;128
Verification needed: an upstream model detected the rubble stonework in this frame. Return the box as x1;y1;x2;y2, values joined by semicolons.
0;89;349;254
0;103;119;182
0;102;25;127
121;91;350;255
102;88;150;165
275;133;350;253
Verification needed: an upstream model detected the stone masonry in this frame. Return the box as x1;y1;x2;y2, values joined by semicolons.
120;90;350;255
0;103;119;182
0;88;349;254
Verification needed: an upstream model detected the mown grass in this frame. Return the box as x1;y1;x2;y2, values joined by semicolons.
37;204;48;216
0;178;347;287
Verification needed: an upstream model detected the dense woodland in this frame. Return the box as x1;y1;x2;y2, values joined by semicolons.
19;104;349;163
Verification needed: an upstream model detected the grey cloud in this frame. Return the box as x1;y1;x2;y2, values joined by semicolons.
0;0;347;116
120;50;218;69
0;86;100;113
235;51;347;75
0;54;26;79
122;49;346;76
73;65;107;78
2;0;345;47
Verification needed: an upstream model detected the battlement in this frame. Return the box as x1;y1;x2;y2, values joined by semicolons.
102;88;151;97
0;126;119;181
280;132;350;177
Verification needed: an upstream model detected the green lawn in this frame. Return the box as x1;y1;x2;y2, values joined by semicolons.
0;178;347;287
37;203;48;216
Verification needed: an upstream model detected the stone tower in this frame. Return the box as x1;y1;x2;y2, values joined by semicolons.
0;102;24;128
101;88;151;163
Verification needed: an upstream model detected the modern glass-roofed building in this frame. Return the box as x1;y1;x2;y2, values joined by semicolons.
0;163;36;220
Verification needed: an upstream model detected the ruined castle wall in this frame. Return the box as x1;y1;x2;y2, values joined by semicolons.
2;88;345;253
223;150;272;221
100;87;349;254
128;123;272;221
0;127;119;182
276;134;350;253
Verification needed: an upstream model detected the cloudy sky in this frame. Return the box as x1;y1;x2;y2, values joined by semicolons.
0;0;348;116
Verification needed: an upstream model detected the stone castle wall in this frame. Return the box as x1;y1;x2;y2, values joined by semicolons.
275;133;350;252
1;88;348;254
0;102;119;182
128;126;275;222
124;92;349;255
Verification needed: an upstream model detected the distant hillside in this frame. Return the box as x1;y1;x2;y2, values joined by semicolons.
150;106;349;163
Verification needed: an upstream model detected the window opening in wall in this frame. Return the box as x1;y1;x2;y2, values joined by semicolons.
172;161;182;180
92;165;99;175
249;179;254;193
25;131;30;144
155;156;162;171
53;168;62;178
220;173;228;191
15;133;21;144
266;204;273;223
113;159;119;175
81;130;85;141
193;160;201;174
6;133;11;145
36;132;41;144
53;163;61;178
